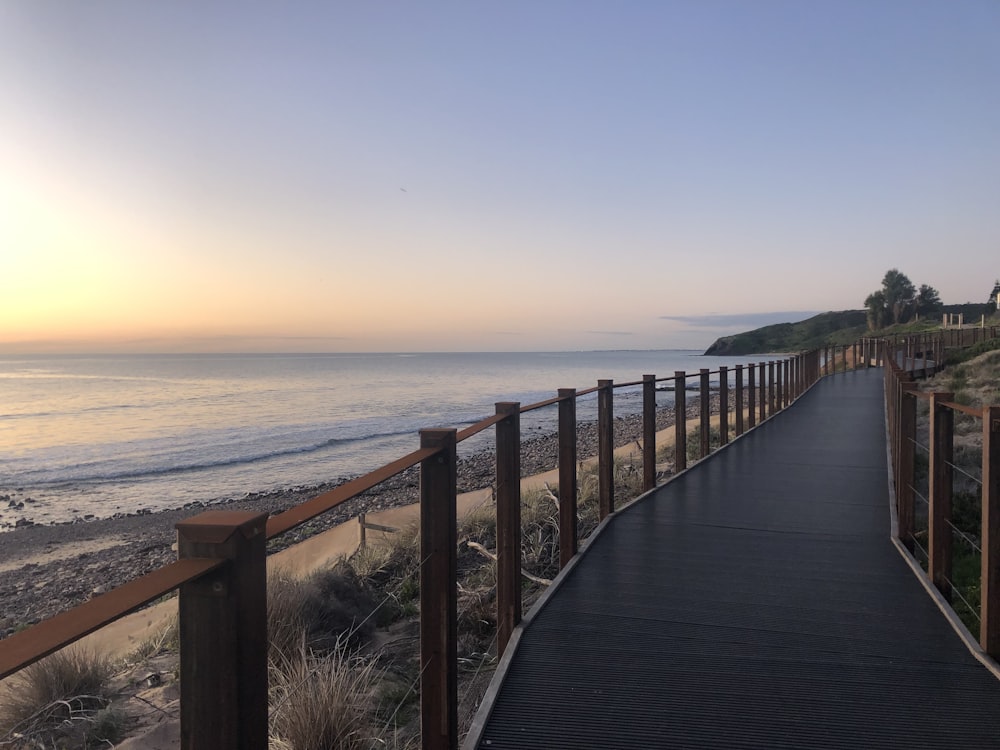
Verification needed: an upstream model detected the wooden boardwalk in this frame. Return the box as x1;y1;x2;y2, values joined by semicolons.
468;367;1000;749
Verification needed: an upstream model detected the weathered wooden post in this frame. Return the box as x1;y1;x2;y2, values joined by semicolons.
598;379;614;519
699;369;711;459
747;363;756;428
642;375;656;492
674;372;687;472
719;366;729;446
775;361;783;413
768;361;776;417
897;384;917;553
176;511;268;750
735;365;745;436
778;359;788;409
928;393;953;600
759;362;767;421
495;403;521;655
419;428;458;750
558;389;578;569
982;406;1000;656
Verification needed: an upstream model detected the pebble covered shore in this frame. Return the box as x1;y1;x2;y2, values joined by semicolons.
0;400;720;636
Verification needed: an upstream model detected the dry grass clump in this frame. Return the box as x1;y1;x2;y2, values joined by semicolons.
0;647;123;748
268;562;381;661
269;642;382;750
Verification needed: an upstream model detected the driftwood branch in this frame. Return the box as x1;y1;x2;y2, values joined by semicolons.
542;483;560;508
466;541;552;586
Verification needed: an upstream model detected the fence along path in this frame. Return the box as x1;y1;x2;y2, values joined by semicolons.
467;366;1000;749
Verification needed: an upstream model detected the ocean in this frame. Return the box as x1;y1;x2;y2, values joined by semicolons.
0;350;766;528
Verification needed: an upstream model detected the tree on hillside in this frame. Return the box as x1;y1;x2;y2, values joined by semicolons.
915;284;943;317
882;269;916;324
864;290;887;331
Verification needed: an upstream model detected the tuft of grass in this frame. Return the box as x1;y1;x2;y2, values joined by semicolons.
268;562;380;661
0;647;117;748
686;425;722;462
126;614;180;665
269;642;382;750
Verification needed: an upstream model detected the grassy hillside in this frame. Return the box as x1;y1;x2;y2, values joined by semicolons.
703;310;868;355
703;305;1000;356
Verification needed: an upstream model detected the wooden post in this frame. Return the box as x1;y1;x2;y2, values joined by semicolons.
419;428;458;750
776;360;783;411
674;372;687;472
719;366;729;446
897;385;917;552
598;379;614;520
358;513;367;549
558;389;578;569
747;363;756;428
642;374;656;492
699;369;710;459
176;511;268;750
982;406;1000;656
768;361;776;417
783;359;790;407
928;392;953;600
735;365;744;436
495;403;521;656
759;362;767;421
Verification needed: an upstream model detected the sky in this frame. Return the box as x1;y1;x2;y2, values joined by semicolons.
1;1;998;354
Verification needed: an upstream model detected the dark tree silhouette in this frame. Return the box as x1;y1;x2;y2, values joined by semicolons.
864;290;887;331
881;269;916;324
915;284;942;317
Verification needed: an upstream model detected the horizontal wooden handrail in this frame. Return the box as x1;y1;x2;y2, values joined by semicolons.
941;401;983;419
265;446;437;538
520;394;563;413
456;413;505;442
0;557;224;680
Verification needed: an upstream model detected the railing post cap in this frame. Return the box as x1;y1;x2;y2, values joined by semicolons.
175;510;268;544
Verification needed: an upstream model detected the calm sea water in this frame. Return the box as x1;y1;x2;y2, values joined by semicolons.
0;351;764;528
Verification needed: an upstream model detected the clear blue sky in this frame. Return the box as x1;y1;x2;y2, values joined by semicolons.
2;1;998;352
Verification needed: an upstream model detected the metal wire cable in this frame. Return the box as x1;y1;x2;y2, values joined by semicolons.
909;534;929;561
910;486;929;506
947;520;983;554
943;576;982;624
945;460;983;487
908;438;930;453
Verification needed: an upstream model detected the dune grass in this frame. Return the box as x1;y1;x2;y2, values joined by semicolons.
0;647;124;748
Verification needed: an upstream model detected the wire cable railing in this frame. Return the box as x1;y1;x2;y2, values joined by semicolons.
882;327;1000;660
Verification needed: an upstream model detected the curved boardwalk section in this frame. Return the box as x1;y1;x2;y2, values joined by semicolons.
471;368;1000;749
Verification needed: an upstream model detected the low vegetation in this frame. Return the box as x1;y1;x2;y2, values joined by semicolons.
0;648;124;748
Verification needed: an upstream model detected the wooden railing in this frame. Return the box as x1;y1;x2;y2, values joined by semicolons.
1;346;858;749
883;331;1000;659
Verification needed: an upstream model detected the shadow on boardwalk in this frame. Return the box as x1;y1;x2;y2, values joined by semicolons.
470;368;1000;749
